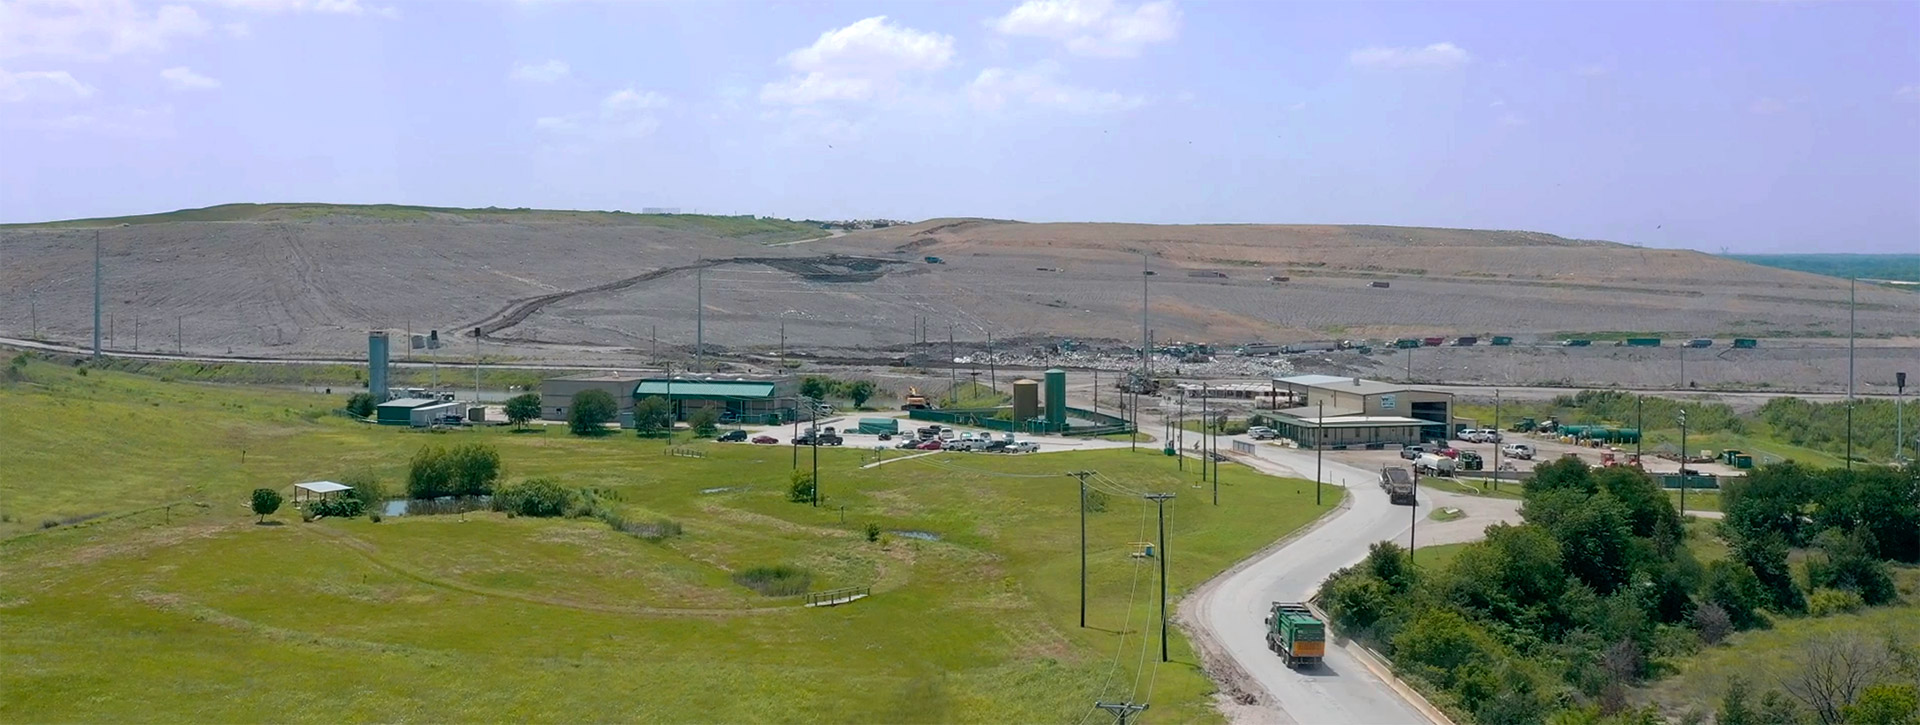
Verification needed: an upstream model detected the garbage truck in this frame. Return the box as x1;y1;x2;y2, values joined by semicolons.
1264;602;1326;669
1380;466;1417;505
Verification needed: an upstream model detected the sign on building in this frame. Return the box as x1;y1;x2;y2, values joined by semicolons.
1380;394;1397;411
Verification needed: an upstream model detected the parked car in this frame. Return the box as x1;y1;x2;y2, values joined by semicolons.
1477;430;1503;444
877;432;892;441
895;437;924;449
938;429;956;441
982;439;1011;452
1501;443;1535;460
1399;445;1424;460
751;435;778;444
1248;426;1277;440
917;439;944;450
717;430;748;442
1008;441;1039;453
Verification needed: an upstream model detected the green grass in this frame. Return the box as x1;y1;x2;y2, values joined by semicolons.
1421;477;1525;500
1412;541;1473;572
1097;431;1158;443
0;203;823;243
1666;488;1723;513
938;381;1011;409
1642;594;1920;714
1683;519;1730;564
0;360;1340;722
1428;507;1465;522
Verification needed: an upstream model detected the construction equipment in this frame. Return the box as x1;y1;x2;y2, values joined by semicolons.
1116;370;1164;395
1510;417;1537;433
902;387;930;410
1381;466;1417;505
1264;603;1326;669
1457;451;1483;471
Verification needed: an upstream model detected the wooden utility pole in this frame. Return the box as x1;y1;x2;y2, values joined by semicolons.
1144;492;1175;662
1071;471;1093;628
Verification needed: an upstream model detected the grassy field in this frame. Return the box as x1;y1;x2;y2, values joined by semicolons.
1412;541;1472;572
1641;594;1920;715
1667;488;1723;513
0;360;1338;722
1421;477;1525;500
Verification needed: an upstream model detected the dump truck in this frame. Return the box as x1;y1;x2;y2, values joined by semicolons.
901;387;930;410
1381;466;1417;505
1265;602;1326;668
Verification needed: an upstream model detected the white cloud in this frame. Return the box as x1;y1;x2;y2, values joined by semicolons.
989;0;1180;58
0;67;96;102
0;1;211;59
160;65;219;90
1348;42;1471;69
536;87;670;140
1896;85;1919;102
968;62;1144;113
201;0;399;17
509;59;570;83
601;87;668;112
760;16;954;106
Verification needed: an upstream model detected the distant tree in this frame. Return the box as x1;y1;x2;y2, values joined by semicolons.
568;389;617;435
1784;635;1895;725
799;376;830;401
1842;684;1919;725
634;396;669;436
1526;457;1596;496
448;443;501;496
250;488;282;522
689;407;720;436
1703;559;1768;630
503;392;541;430
346;392;376;418
847;380;877;408
1734;531;1807;614
1694;602;1734;644
1805;528;1898;606
407;445;455;499
1719;676;1760;725
1363;541;1417;594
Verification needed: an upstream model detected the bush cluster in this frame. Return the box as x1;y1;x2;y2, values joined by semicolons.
407;444;501;499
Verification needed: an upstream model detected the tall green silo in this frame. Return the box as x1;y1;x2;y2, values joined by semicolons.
1044;368;1067;429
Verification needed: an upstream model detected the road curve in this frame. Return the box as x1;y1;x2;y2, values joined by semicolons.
1184;441;1446;725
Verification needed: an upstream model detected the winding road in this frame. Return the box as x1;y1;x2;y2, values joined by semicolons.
1182;437;1522;724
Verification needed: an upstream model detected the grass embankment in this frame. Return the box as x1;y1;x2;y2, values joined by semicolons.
1411;541;1473;572
0;203;823;243
1422;477;1525;500
1642;594;1920;715
1666;488;1723;513
0;360;1337;722
75;355;555;392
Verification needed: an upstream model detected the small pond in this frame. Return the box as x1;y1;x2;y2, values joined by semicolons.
381;495;492;517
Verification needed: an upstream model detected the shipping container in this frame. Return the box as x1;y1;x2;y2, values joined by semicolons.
1453;336;1479;346
1733;338;1758;349
1491;336;1514;346
1624;338;1663;347
1421;337;1445;347
1394;338;1422;349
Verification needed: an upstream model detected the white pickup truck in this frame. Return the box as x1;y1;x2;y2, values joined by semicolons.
1500;443;1536;460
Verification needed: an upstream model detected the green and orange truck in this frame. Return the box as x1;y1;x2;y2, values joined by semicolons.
1264;602;1327;668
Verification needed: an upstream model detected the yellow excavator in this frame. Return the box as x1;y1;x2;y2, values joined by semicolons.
902;387;930;410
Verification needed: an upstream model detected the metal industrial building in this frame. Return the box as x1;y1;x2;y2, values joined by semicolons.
1259;375;1455;448
539;373;649;423
375;397;464;427
633;376;800;424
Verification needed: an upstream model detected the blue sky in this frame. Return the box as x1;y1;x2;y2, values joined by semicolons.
2;0;1916;253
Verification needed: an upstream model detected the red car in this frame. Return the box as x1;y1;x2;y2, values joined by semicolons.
751;435;778;444
916;439;944;450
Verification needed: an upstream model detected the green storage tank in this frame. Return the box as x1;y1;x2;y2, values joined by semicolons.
1044;368;1067;428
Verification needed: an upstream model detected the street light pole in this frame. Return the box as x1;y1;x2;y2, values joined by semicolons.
1315;401;1325;506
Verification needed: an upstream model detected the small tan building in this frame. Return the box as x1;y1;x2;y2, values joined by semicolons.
539;373;647;422
1264;375;1455;448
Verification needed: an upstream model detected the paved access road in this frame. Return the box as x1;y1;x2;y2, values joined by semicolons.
1184;438;1521;725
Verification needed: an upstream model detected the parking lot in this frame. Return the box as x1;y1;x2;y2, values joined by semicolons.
717;415;1134;457
1252;428;1747;481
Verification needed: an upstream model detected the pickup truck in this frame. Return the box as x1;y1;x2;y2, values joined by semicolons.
1501;443;1536;460
1248;426;1277;440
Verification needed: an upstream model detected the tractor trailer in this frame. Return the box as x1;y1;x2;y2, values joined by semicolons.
1264;602;1326;668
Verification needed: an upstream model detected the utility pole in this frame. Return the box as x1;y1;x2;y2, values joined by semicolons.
1408;483;1418;560
652;324;658;365
1094;369;1099;416
176;316;182;354
1094;702;1148;725
1679;343;1687;389
811;428;821;508
1177;395;1186;471
987;330;996;389
92;230;101;359
948;324;956;393
664;364;674;448
1141;252;1150;380
1130;389;1138;451
1678;408;1689;516
1492;389;1502;491
474;328;482;405
1635;395;1643;461
1201;384;1210;484
779;319;786;370
1071;471;1093;628
1898;372;1908;463
1315;401;1325;506
1847;278;1856;470
702;262;710;370
1143;492;1175;662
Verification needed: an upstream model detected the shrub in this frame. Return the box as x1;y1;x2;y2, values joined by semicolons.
1806;588;1865;617
1842;684;1920;725
308;497;364;518
606;515;682;542
1703;560;1768;630
634;396;670;436
503;392;541;429
369;512;383;523
339;469;387;509
448;443;501;496
345;392;376;418
1694;602;1734;645
732;565;812;596
568;389;617;435
407;445;456;499
1083;487;1109;513
250;488;282;522
865;522;881;542
788;470;816;504
689;407;719;436
493;477;574;518
847;380;876;408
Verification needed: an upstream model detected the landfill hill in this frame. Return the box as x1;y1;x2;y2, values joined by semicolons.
0;207;1912;386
